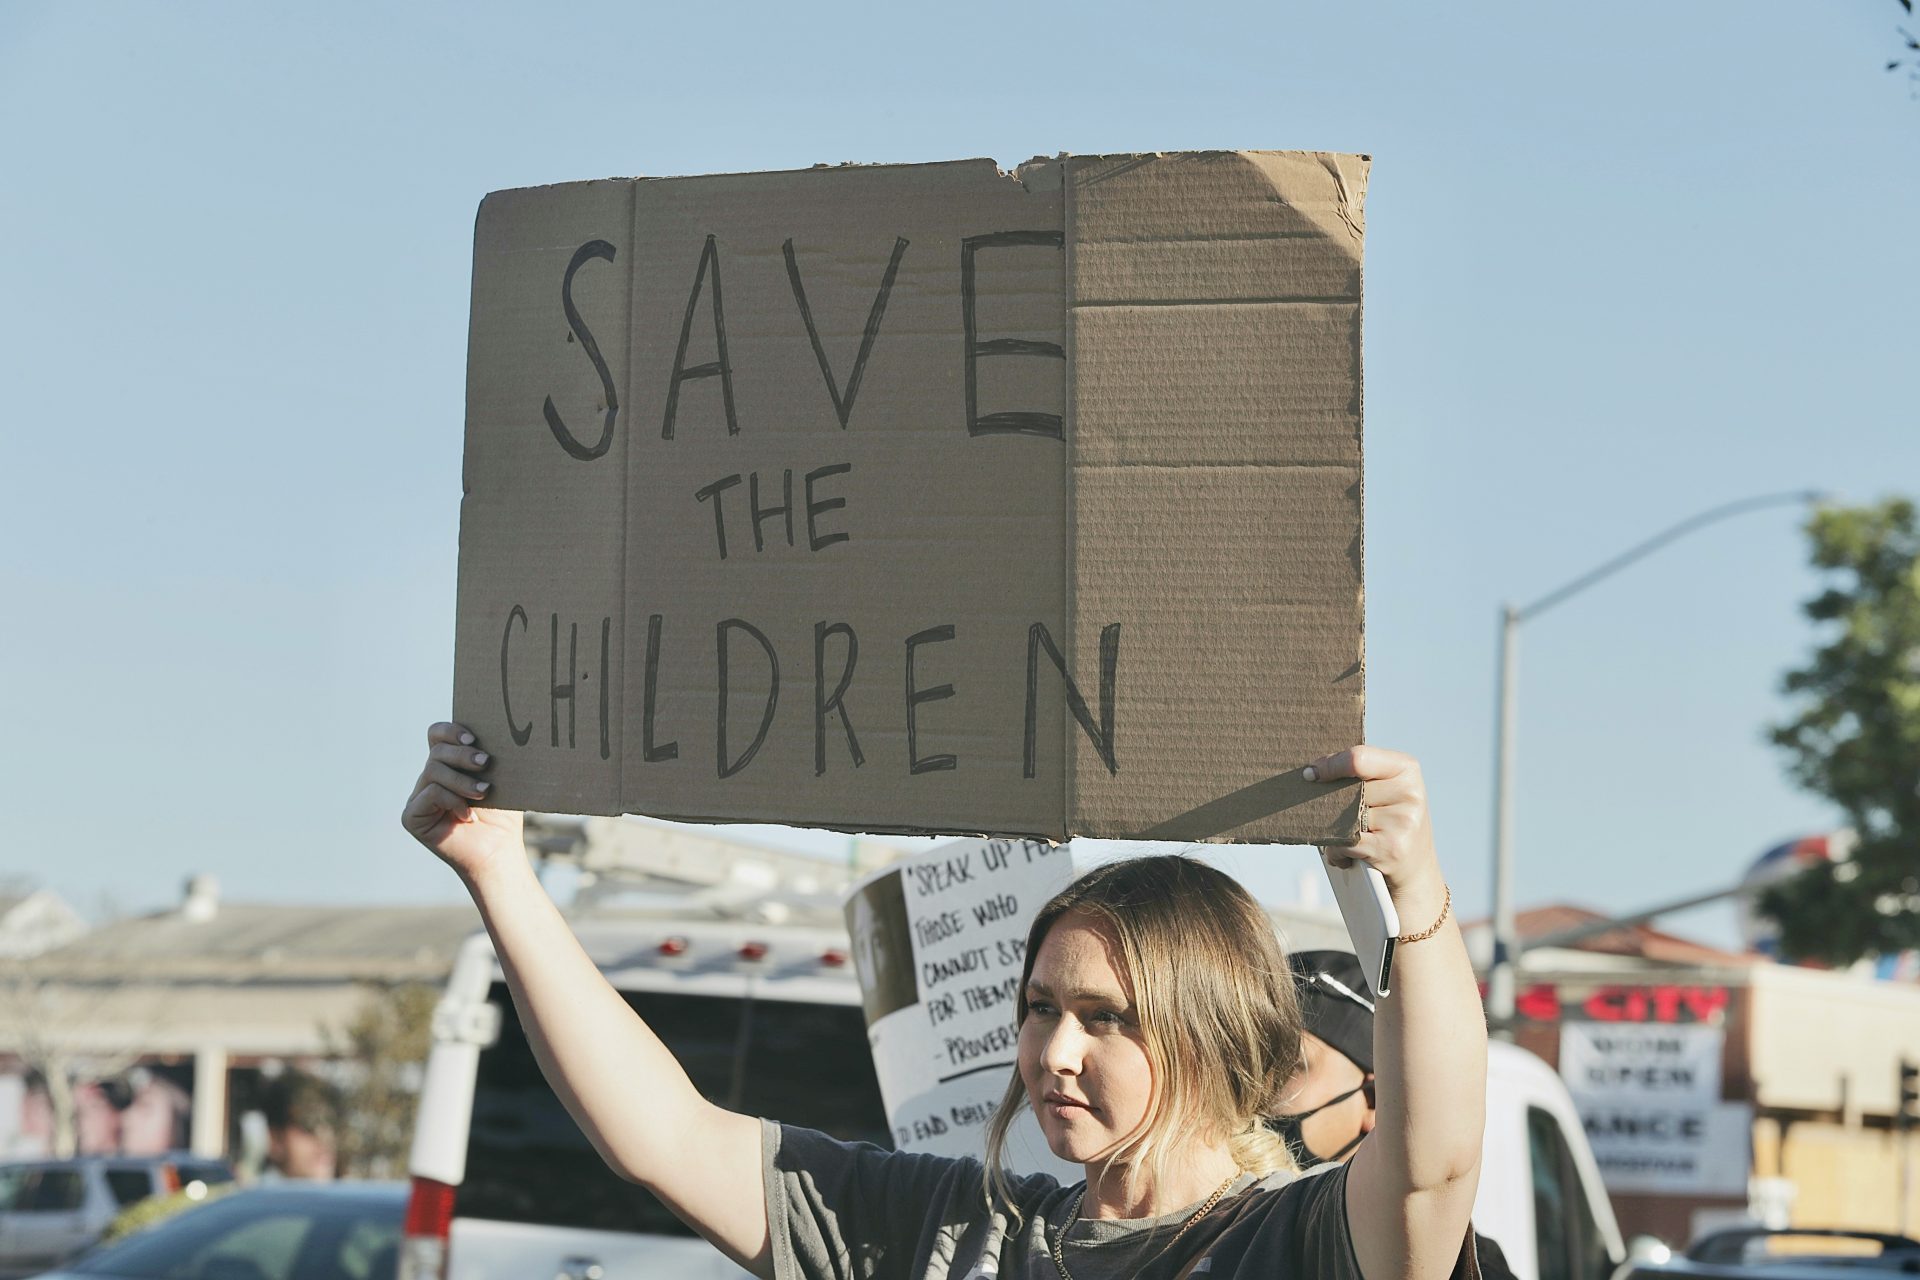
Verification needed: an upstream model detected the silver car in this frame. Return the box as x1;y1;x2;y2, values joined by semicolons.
25;1183;403;1280
0;1156;232;1279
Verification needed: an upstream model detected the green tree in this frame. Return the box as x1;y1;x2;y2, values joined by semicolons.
1764;498;1920;964
323;982;438;1178
1889;0;1918;91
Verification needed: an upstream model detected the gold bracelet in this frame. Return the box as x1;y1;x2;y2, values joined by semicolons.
1395;883;1451;944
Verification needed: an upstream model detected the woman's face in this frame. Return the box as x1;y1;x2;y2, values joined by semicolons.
1018;911;1157;1166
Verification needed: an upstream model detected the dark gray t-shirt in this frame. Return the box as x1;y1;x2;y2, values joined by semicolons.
762;1121;1370;1280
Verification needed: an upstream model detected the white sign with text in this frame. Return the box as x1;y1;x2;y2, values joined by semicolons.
1560;1023;1723;1103
1560;1023;1749;1195
845;837;1076;1176
1577;1100;1753;1195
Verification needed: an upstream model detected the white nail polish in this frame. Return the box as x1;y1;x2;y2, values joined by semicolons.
1302;766;1318;782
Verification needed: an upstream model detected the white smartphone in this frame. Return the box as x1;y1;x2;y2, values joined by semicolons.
1322;861;1400;997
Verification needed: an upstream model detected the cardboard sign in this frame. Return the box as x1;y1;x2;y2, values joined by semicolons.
454;153;1367;843
844;838;1077;1171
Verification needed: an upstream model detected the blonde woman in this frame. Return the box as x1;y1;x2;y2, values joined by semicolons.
404;728;1486;1280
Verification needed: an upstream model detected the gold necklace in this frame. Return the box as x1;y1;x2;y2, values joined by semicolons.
1048;1172;1239;1280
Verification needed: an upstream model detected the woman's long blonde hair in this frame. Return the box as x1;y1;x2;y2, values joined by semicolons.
982;855;1305;1215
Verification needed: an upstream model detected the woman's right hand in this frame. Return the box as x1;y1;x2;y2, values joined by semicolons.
401;722;525;882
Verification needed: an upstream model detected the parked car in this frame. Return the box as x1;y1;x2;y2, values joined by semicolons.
401;897;1624;1280
1616;1228;1920;1280
26;1182;405;1280
0;1155;233;1279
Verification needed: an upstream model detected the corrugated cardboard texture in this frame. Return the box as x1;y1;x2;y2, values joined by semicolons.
454;152;1366;844
1063;152;1366;842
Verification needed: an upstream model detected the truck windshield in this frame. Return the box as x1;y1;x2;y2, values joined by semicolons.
460;982;892;1235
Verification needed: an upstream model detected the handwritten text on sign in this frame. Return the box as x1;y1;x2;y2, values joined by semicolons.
457;157;1370;843
495;224;1121;775
464;167;1121;821
846;837;1073;1167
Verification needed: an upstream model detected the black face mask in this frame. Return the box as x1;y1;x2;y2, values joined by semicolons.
1270;1082;1369;1166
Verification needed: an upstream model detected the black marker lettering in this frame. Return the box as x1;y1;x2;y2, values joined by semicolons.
960;231;1065;439
906;624;958;774
717;619;779;778
501;605;532;746
543;240;621;461
550;613;578;749
783;236;910;429
662;234;738;440
814;621;863;776
643;613;677;762
805;462;852;551
694;474;743;559
750;468;794;552
598;616;611;761
1023;622;1120;778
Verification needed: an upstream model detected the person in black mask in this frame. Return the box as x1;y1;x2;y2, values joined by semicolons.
1272;951;1379;1166
1275;950;1518;1280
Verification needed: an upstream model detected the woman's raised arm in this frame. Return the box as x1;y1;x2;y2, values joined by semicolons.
1307;746;1488;1280
402;722;773;1278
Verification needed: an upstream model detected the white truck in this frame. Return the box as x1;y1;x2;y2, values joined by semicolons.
401;819;1622;1280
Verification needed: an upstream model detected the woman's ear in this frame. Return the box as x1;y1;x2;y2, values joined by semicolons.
1359;1074;1379;1133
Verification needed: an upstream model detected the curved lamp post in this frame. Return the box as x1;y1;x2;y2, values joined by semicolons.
1484;489;1827;1037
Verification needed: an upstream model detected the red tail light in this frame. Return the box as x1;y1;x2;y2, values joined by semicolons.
404;1175;455;1236
400;1176;455;1280
820;948;848;967
159;1163;181;1194
738;940;770;961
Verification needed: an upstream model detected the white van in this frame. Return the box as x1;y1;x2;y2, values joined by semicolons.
1477;1040;1625;1280
402;909;881;1280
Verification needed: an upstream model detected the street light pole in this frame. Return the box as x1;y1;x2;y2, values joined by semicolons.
1484;489;1825;1039
1487;605;1520;1030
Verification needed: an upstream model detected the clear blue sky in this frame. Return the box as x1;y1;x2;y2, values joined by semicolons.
3;2;1914;946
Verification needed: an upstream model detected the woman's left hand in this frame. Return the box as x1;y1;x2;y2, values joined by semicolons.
1304;746;1443;904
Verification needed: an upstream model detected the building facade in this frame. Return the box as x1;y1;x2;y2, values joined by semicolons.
1474;906;1920;1243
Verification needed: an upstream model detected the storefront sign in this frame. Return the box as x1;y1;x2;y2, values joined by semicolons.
1514;983;1730;1025
1561;1022;1749;1195
1576;1100;1753;1195
1561;1024;1723;1101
